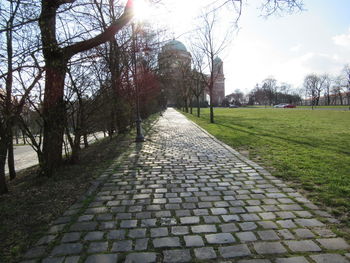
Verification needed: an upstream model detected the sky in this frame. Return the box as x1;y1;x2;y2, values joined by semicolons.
136;0;350;95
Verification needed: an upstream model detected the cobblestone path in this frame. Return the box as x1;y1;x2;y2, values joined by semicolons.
23;108;350;263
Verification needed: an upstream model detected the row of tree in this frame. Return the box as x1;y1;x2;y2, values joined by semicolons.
0;0;166;194
304;66;350;107
0;0;304;195
224;66;350;107
246;78;302;106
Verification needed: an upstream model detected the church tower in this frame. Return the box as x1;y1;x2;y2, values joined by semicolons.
212;57;225;106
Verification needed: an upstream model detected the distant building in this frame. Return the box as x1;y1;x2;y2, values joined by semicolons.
158;39;225;106
158;40;192;106
212;57;225;106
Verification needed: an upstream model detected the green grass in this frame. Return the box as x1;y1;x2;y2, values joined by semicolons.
246;105;350;109
298;105;350;109
183;108;350;220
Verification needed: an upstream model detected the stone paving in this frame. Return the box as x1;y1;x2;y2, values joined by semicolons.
22;108;350;263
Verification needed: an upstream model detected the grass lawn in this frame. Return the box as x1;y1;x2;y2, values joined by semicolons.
298;105;350;109
183;108;350;221
248;105;350;109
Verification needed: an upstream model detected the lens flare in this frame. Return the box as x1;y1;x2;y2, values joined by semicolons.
133;0;152;22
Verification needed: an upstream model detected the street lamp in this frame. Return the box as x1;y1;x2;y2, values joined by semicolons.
132;22;145;142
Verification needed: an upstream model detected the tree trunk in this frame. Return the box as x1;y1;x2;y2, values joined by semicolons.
41;63;67;176
38;0;133;176
339;93;343;105
209;89;214;123
70;134;81;164
197;97;200;117
327;94;330;106
190;99;193;114
8;129;16;180
80;134;87;148
185;99;189;113
5;1;16;181
0;137;8;194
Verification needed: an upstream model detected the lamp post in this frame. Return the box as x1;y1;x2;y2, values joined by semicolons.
132;22;145;142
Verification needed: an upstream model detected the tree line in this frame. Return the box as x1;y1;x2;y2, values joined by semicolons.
0;0;165;194
0;0;304;195
224;67;350;108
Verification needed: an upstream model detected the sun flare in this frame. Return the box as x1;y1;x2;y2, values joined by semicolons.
133;0;152;22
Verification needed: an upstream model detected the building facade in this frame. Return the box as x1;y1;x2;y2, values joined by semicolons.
211;57;225;106
158;40;225;106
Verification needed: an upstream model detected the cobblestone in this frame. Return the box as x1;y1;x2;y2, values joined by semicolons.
125;252;157;263
219;244;252;258
111;240;132;252
206;233;235;244
236;231;257;242
61;233;81;243
275;256;309;263
87;242;108;253
184;235;204;247
254;242;287;254
194;247;217;260
84;231;104;241
316;238;350;250
191;224;217;233
24;109;350;263
85;254;118;263
50;243;83;256
284;240;321;252
153;237;181;248
163;249;191;263
310;254;350;263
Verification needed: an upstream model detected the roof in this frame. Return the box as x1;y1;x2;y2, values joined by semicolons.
214;56;223;64
162;40;188;53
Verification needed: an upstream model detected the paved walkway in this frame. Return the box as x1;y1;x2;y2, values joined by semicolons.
6;132;105;174
22;108;350;263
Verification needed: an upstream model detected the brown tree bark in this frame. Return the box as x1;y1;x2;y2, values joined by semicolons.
38;0;133;176
209;75;214;123
0;136;9;194
0;0;21;186
40;62;67;175
197;97;201;117
83;133;89;147
8;130;16;180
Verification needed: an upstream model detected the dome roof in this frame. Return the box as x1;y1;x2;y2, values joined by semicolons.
214;56;223;64
162;40;188;52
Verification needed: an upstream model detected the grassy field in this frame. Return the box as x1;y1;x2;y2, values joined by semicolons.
184;108;350;221
248;105;350;109
298;105;350;109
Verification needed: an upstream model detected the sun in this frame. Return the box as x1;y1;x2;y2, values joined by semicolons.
133;0;152;23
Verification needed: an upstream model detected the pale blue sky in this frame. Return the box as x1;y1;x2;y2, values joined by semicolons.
222;0;350;94
140;0;350;94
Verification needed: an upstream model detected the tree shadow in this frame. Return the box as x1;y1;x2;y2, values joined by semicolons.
216;122;350;155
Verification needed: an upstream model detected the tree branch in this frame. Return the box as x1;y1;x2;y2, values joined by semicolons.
64;0;134;58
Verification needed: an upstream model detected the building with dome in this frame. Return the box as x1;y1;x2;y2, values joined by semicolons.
158;39;225;106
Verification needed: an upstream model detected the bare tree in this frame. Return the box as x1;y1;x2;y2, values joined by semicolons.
262;78;277;106
226;89;244;106
192;11;232;123
319;74;331;106
0;0;43;194
304;74;320;109
38;0;133;177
